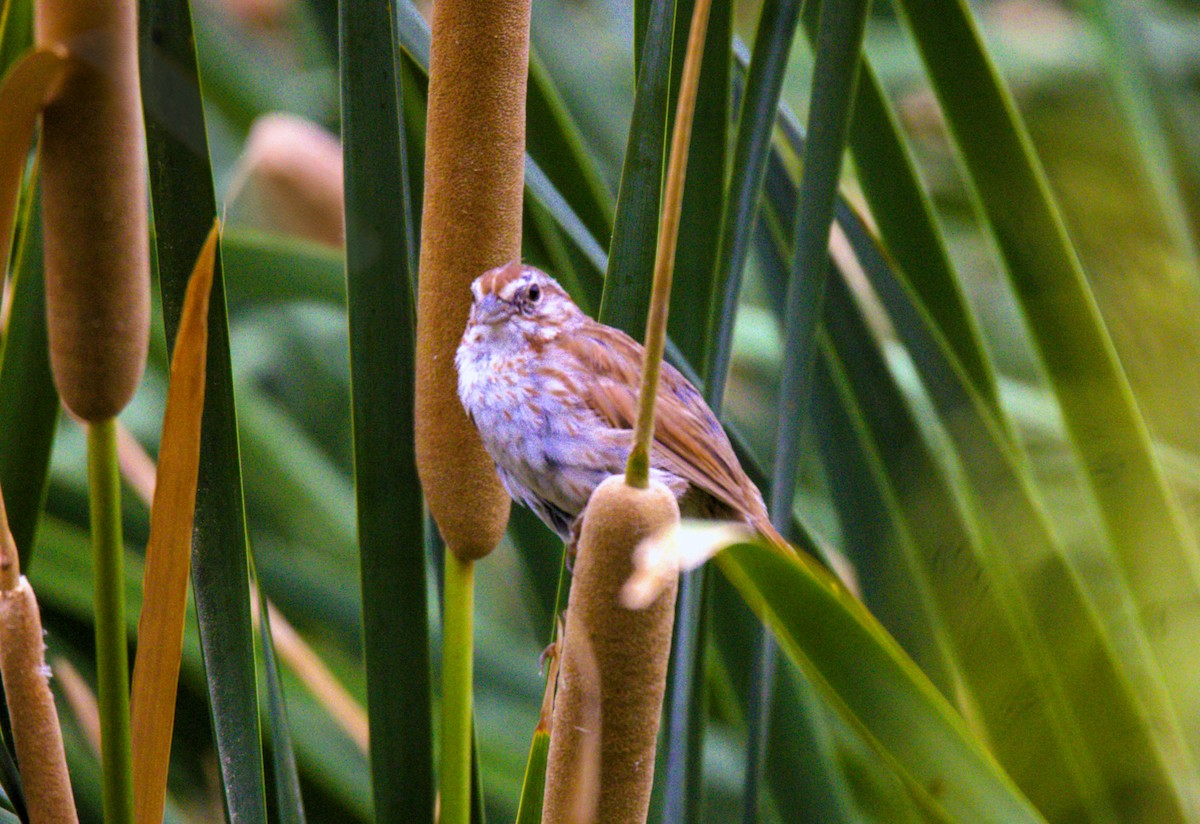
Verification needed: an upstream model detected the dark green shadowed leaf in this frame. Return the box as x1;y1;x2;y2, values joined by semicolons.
340;1;433;822
706;2;802;395
748;0;870;817
0;177;57;566
140;0;266;818
657;6;731;820
598;0;675;337
659;563;708;824
708;575;854;823
666;0;730;369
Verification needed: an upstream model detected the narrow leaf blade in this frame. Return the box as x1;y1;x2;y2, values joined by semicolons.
340;1;433;820
130;223;216;824
141;0;267;816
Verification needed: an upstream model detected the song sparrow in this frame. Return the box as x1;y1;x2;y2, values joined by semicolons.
456;261;787;550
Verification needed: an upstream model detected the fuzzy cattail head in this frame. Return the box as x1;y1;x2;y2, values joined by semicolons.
543;476;680;823
37;0;150;421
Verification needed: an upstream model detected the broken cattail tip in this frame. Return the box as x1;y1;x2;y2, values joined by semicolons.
621;519;754;610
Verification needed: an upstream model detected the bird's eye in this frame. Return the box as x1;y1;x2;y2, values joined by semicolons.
527;283;541;303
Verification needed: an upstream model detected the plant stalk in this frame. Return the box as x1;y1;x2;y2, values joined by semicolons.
440;553;475;824
88;417;133;823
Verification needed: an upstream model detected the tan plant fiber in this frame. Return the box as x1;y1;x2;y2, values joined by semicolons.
415;0;530;561
543;476;681;823
0;495;78;823
37;0;150;421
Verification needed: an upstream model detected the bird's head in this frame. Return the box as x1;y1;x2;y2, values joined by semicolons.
466;262;581;341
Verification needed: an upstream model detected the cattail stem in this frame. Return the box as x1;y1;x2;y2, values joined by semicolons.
440;553;475;824
87;418;134;824
626;0;714;488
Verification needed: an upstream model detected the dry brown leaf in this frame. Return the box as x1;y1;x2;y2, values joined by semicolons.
0;47;69;276
129;221;217;824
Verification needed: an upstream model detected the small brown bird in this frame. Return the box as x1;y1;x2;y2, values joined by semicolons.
456;261;786;550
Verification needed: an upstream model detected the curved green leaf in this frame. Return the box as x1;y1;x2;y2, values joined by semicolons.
0;176;56;567
716;539;1044;823
757;130;1198;817
894;0;1200;760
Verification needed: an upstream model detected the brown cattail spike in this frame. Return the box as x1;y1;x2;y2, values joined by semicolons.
543;476;681;823
37;0;150;421
414;0;531;561
0;579;79;823
0;489;77;822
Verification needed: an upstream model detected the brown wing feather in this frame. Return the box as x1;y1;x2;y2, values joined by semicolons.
560;321;775;537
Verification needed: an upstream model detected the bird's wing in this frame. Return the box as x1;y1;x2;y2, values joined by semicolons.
558;323;769;527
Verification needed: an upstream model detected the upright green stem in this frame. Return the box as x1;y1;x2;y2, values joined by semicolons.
88;418;133;823
440;554;475;824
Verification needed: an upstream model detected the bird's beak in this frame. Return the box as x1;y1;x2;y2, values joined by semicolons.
474;293;503;324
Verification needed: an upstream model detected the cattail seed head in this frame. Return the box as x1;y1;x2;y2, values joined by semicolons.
543;476;680;823
414;0;531;561
37;0;150;421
